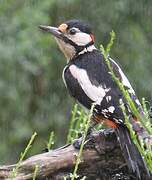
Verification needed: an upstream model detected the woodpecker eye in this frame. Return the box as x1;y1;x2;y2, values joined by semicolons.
69;28;77;35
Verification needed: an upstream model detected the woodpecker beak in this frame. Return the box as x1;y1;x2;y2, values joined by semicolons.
39;25;63;40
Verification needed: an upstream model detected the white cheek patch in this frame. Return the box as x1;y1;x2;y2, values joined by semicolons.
69;32;92;46
69;65;110;104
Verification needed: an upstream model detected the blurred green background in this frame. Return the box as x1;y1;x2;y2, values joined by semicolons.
0;0;151;164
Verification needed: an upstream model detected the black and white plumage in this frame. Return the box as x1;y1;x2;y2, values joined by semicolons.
63;50;139;123
39;19;151;179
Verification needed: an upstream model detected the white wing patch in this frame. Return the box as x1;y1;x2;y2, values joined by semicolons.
106;96;112;102
135;99;141;106
102;106;115;114
109;57;135;94
69;65;110;104
109;57;142;107
118;67;135;94
108;106;115;113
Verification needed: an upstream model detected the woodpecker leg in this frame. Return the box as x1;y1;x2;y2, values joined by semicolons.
42;148;49;153
73;131;95;150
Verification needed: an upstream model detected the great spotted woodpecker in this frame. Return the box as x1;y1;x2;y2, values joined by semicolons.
39;19;151;179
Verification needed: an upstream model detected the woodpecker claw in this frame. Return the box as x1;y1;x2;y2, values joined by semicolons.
73;139;82;149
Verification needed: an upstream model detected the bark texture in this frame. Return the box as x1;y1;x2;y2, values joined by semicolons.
0;130;138;180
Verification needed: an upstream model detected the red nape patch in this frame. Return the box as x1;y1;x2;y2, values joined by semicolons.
90;34;95;42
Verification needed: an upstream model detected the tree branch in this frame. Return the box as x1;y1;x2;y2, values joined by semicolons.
0;129;136;180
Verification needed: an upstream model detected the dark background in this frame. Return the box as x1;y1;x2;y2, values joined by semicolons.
0;0;151;164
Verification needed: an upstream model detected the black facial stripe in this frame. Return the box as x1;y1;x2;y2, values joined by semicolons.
60;34;77;47
75;41;94;56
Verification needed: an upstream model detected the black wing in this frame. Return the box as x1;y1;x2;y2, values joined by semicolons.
63;50;142;123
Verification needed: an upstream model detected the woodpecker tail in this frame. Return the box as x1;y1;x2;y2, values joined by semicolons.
115;125;151;180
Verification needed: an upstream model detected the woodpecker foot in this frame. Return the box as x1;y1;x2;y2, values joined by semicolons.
73;129;116;155
84;129;115;156
73;135;95;150
42;148;49;153
73;126;95;149
73;138;82;149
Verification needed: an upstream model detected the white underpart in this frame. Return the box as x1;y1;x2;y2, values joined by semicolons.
55;38;76;60
108;106;115;113
69;65;110;104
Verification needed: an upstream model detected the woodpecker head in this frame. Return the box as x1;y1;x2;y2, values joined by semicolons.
39;19;95;60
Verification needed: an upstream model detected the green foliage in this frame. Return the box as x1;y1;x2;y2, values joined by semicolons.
46;131;54;150
32;165;39;180
70;105;93;180
100;31;152;173
63;104;94;180
101;31;152;135
66;104;88;144
0;0;152;165
66;104;79;144
0;0;71;163
10;132;37;179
